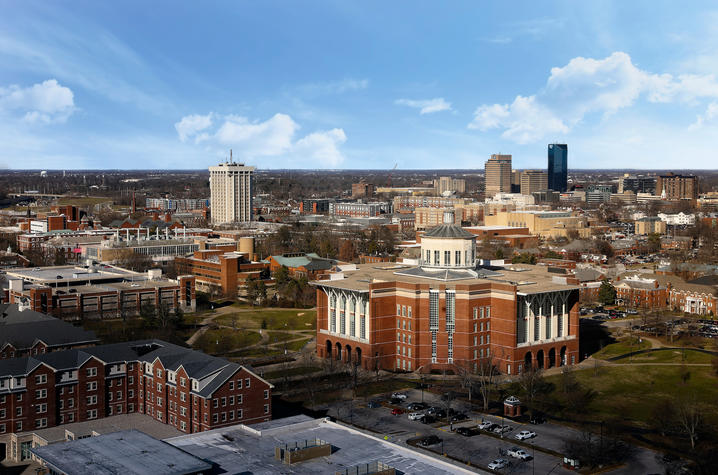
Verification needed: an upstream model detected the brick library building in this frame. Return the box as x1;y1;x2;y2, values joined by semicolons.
314;212;580;375
0;339;273;459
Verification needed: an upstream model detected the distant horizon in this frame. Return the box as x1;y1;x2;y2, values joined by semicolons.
2;2;718;169
2;168;717;173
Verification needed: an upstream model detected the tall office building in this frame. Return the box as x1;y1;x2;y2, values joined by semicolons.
484;154;512;197
520;170;548;195
655;173;698;200
209;155;255;224
547;144;568;192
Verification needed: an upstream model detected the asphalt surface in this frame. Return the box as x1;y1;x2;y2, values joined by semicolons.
325;388;664;474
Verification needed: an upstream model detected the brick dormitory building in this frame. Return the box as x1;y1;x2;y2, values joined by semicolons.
0;339;273;458
313;212;580;375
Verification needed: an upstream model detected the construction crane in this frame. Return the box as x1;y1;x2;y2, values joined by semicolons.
387;163;398;187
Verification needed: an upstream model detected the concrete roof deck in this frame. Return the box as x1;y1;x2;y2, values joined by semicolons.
312;262;578;294
167;416;475;475
32;429;210;475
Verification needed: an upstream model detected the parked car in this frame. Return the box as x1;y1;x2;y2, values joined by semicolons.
417;435;441;447
493;425;512;434
391;408;404;416
508;447;532;460
420;415;436;424
488;458;509;470
407;402;427;411
478;421;495;430
408;412;424;421
367;400;381;408
515;430;537;440
426;406;442;415
391;392;407;400
450;413;468;422
456;426;479;437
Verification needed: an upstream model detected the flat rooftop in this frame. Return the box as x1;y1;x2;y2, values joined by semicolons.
31;429;211;475
19;413;182;444
312;262;578;294
6;265;140;284
167;415;476;474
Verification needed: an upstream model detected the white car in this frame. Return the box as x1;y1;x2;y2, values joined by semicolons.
478;421;494;430
493;425;512;434
408;412;424;421
507;447;532;460
515;430;537;440
488;458;508;470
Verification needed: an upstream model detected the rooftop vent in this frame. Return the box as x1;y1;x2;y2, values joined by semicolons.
275;438;331;465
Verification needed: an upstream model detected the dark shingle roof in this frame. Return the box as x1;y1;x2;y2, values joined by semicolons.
0;304;98;351
423;224;475;239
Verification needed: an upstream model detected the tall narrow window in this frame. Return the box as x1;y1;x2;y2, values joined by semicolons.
330;294;336;333
340;296;346;334
444;250;451;266
445;291;455;333
455;250;461;267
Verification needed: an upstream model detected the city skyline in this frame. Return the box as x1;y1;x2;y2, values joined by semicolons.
3;2;718;170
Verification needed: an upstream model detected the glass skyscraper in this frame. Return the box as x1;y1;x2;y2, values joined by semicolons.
547;144;568;192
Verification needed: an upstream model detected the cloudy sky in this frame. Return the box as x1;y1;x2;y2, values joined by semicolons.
2;1;718;170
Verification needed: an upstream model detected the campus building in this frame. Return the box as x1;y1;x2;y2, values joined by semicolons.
209;158;255;224
4;265;196;319
313;212;580;375
656;173;698;200
0;339;273;448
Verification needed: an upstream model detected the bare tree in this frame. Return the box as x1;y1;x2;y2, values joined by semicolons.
675;394;702;450
474;358;499;412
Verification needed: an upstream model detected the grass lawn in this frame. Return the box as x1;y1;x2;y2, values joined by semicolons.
355;379;415;398
612;348;715;364
236;347;284;358
78;317;193;345
216;308;316;331
265;331;300;344
57;196;113;207
593;336;651;359
263;366;322;379
195;329;261;349
285;338;312;352
544;364;718;430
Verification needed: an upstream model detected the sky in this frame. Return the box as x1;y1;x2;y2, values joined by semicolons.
2;1;718;170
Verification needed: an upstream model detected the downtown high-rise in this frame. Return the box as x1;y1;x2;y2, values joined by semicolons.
484;154;512;197
547;144;568;192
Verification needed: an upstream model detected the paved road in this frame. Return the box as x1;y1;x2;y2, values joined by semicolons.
326;388;664;474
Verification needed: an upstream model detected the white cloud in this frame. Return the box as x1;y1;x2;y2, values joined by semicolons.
0;79;75;123
175;112;347;167
215;113;298;156
297;78;369;96
294;128;347;167
469;51;718;143
174;113;213;142
395;98;452;114
691;101;718;128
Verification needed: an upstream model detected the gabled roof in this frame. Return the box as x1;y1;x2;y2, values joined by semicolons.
0;339;272;397
0;304;99;351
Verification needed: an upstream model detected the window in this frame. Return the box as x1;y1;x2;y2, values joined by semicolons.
35;418;47;429
222;397;227;407
156;369;162;378
473;307;478;319
117;391;122;400
264;389;269;399
237;409;243;419
0;424;5;434
108;406;113;416
86;395;97;405
455;250;461;267
180;392;186;402
238;394;243;404
68;398;74;408
157;383;162;392
212;414;218;423
129;376;134;385
396;304;401;315
0;409;5;418
434;250;440;265
229;396;234;405
157;397;163;407
444;250;451;266
35;374;47;385
229;381;234;390
16;408;22;417
245;378;250;388
408;306;412;318
87;409;98;420
16;421;22;432
264;404;270;414
35;389;47;399
86;367;97;377
213;398;218;408
86;382;97;391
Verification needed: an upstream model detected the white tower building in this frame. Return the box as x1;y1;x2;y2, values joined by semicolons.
209;151;255;224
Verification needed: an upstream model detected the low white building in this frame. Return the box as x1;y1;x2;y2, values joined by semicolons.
657;212;695;226
486;192;535;208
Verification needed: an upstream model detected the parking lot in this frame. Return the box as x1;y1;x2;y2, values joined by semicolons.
326;388;663;474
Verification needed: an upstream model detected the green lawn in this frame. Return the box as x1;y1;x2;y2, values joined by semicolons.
356;380;415;398
216;308;316;331
285;338;312;352
593;337;651;359
192;329;261;355
613;348;714;365
265;331;300;344
78;317;194;345
544;365;718;429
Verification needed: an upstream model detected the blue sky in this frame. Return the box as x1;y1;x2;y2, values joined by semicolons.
2;1;718;170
